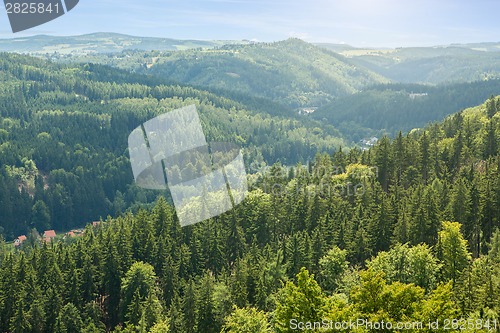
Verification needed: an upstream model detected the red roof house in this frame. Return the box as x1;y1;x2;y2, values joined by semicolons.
43;230;57;242
14;235;27;247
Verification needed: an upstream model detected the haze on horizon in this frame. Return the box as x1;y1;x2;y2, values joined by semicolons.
0;0;499;48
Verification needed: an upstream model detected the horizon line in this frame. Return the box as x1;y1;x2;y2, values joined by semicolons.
0;31;499;50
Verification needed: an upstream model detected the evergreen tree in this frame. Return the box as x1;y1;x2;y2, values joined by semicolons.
31;200;51;232
197;272;217;333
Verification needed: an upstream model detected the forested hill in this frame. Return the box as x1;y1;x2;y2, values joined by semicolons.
142;39;390;107
313;80;500;140
58;38;389;108
335;43;500;84
1;96;499;333
0;53;346;240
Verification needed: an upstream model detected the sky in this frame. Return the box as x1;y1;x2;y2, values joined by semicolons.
1;0;499;47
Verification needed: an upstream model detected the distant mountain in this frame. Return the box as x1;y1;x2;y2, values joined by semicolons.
0;32;238;54
332;44;500;84
449;42;500;52
137;38;389;107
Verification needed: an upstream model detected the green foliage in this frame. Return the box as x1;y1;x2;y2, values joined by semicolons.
31;200;50;232
368;243;441;292
415;283;459;332
437;222;472;284
0;52;498;333
0;53;347;239
148;320;169;333
350;269;425;327
221;307;271;333
314;81;500;140
64;39;387;107
56;303;84;333
274;268;327;333
196;272;218;333
489;228;500;262
318;246;349;293
120;262;162;328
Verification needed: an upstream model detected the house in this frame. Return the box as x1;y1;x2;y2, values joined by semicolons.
63;229;84;240
14;235;27;247
298;107;318;115
360;137;379;149
92;221;102;228
43;230;57;242
71;229;85;236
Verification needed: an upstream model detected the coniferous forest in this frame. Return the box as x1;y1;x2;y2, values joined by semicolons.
0;46;499;332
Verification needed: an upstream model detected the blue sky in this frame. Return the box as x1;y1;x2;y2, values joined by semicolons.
1;0;499;47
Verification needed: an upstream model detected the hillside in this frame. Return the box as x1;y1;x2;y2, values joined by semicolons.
1;96;499;333
0;53;346;240
0;35;389;104
139;39;389;107
336;44;500;83
313;80;500;141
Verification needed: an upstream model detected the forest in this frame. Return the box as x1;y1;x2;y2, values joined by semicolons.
0;67;499;332
55;38;389;108
48;38;500;142
0;53;345;239
313;80;500;141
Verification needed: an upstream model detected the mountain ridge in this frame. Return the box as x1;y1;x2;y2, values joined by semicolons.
0;32;245;54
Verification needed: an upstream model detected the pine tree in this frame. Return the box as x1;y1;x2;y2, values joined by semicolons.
197;272;217;333
483;121;497;159
168;298;184;333
375;136;393;191
27;299;46;333
10;299;31;333
55;303;83;333
487;96;497;118
392;131;406;186
120;262;159;325
31;200;51;232
419;132;431;184
183;280;197;333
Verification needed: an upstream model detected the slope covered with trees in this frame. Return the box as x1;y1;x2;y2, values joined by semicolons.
342;45;500;84
314;80;500;141
142;39;389;107
1;96;499;332
0;53;346;240
57;39;388;108
50;39;500;141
